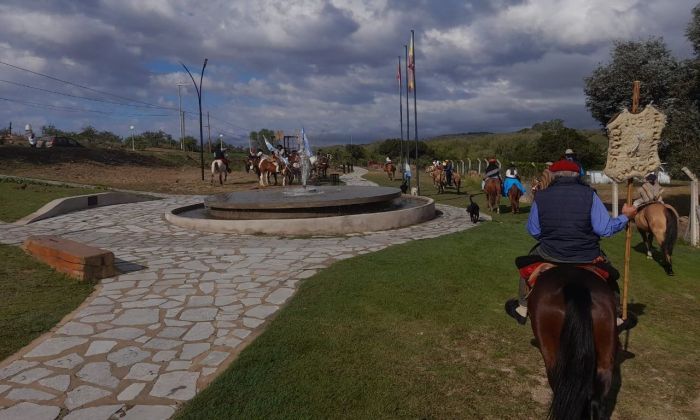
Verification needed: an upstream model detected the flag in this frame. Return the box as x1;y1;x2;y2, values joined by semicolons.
397;59;402;86
263;135;275;153
408;33;415;91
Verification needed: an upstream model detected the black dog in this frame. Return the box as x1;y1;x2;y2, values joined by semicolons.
466;194;480;223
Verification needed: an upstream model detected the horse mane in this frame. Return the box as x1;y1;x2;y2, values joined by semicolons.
549;280;596;420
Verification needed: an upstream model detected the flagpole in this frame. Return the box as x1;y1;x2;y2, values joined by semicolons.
398;55;404;172
411;29;420;195
405;44;411;190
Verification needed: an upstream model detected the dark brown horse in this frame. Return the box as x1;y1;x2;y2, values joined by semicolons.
484;178;501;213
529;266;618;420
634;202;678;275
508;184;522;214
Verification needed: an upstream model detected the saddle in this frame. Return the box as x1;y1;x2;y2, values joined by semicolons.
515;255;618;289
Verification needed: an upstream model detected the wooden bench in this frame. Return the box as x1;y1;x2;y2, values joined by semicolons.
23;235;117;281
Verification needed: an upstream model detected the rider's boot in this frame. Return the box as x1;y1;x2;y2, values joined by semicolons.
505;278;528;325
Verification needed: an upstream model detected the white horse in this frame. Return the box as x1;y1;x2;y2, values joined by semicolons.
211;159;228;185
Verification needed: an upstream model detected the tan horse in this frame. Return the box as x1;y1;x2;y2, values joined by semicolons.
210;159;228;185
451;171;461;194
384;163;396;180
484;178;501;213
634;202;678;275
507;184;522;214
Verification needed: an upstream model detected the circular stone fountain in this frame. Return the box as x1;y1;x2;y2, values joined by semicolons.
166;185;435;236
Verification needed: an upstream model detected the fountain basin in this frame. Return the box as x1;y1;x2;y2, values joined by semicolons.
203;186;402;219
166;187;435;236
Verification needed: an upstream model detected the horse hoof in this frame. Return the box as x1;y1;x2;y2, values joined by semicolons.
646;255;652;260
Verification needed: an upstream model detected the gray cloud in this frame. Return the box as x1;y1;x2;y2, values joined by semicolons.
0;0;697;146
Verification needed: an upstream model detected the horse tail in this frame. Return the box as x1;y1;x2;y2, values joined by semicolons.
662;206;678;257
549;282;595;420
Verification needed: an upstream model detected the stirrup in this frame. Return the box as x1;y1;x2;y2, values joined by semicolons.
617;313;638;333
505;299;527;325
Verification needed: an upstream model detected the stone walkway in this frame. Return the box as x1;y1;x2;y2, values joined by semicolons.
0;171;476;420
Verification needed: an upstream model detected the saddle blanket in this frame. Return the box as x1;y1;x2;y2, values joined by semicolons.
518;261;611;288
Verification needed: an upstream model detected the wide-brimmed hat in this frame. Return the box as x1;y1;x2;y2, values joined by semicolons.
564;148;574;155
488;158;497;163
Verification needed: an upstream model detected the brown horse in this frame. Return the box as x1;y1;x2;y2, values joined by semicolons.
384;163;396;180
529;266;619;420
634;202;678;275
508;184;522;214
257;157;279;187
484;178;501;213
281;152;301;186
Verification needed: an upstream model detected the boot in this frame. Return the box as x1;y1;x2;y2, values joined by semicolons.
505;299;527;325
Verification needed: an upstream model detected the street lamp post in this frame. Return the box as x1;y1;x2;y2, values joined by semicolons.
180;58;208;181
130;125;135;151
219;134;223;150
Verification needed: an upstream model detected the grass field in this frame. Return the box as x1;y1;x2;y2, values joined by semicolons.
0;179;101;222
0;244;94;360
177;170;700;419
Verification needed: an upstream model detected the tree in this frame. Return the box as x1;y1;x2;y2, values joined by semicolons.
687;4;700;55
535;126;604;168
377;139;402;157
584;38;679;126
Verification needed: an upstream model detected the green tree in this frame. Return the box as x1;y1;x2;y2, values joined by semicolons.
583;38;679;126
535;126;604;168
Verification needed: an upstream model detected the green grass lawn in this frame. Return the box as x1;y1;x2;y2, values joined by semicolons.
177;171;700;419
0;244;94;361
0;179;100;222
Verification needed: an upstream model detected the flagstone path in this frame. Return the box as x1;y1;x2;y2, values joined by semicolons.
0;170;477;420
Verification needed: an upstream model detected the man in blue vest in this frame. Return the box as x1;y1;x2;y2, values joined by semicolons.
505;159;638;330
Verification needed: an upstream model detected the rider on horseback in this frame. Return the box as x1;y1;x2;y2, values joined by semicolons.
213;147;231;173
505;159;638;330
502;162;526;197
482;158;501;190
633;172;664;208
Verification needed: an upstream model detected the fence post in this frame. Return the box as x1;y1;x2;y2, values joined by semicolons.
477;157;482;174
459;160;465;174
467;158;471;173
682;167;698;247
612;182;619;217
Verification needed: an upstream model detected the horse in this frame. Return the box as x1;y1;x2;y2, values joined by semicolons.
257;157;279;187
281;152;301;186
484;178;501;213
210;159;228;185
508;184;522;214
245;154;260;176
634;202;678;275
384;163;396;180
451;171;461;194
528;266;619;420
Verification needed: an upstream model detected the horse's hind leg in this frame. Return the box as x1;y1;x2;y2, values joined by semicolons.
639;230;652;259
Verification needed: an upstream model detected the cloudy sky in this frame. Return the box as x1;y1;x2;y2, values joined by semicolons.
0;0;696;146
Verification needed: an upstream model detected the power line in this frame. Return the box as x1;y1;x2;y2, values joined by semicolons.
0;79;178;110
0;96;170;117
0;59;176;111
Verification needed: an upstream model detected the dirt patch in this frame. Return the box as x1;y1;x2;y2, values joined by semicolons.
0;145;283;194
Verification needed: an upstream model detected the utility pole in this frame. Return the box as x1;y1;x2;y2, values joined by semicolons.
207;111;211;154
177;83;186;150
